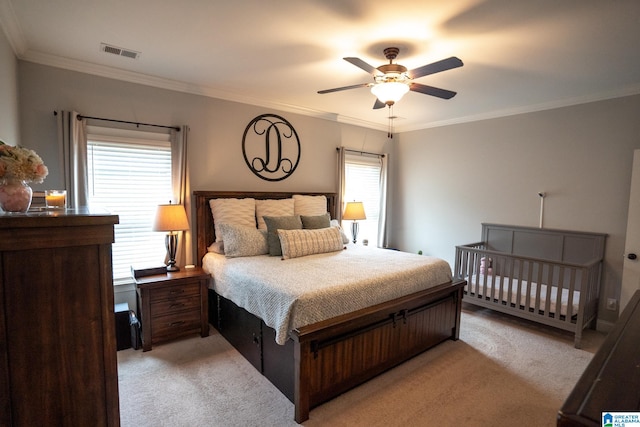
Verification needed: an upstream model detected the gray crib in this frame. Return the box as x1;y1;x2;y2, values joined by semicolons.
454;223;606;348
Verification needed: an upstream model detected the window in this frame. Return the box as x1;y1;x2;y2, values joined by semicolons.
87;127;173;284
343;154;383;245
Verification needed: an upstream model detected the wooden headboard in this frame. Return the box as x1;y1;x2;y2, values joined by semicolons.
193;191;337;266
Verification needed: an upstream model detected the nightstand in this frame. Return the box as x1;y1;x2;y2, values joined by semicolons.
135;267;210;351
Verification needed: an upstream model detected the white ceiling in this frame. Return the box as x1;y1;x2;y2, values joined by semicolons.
2;0;640;132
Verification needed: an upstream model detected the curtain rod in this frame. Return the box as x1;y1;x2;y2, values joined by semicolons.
53;111;180;131
78;114;180;131
337;147;385;158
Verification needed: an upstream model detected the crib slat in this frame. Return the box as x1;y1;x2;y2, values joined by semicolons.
566;267;577;321
544;264;554;318
504;257;513;308
535;261;544;314
524;260;534;312
556;266;565;320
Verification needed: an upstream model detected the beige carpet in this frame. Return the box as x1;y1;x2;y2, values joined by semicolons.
117;305;604;426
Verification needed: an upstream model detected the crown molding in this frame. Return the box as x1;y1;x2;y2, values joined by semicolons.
19;49;389;132
0;0;26;54
15;47;640;135
397;83;640;133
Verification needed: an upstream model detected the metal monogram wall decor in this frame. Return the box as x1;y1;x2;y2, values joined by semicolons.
242;114;301;181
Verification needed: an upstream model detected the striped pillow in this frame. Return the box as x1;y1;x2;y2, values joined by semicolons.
256;198;295;230
209;198;256;242
292;194;327;216
277;226;344;260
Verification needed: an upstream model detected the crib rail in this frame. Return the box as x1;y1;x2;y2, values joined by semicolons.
454;242;602;348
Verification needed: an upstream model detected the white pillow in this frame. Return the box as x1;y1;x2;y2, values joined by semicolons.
207;241;225;254
292;194;327;216
330;219;350;244
255;198;295;230
277;226;344;260
209;198;256;242
218;223;268;258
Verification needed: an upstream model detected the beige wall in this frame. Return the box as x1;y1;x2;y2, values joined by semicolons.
17;61;393;248
17;60;639;326
392;95;640;326
19;61;391;192
18;61;392;308
0;26;19;144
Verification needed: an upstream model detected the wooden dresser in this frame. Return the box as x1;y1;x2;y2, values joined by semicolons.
0;210;120;426
558;289;640;426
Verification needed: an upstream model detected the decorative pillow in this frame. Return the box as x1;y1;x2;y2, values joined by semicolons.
209;198;256;242
277;227;344;260
330;219;350;244
292;194;327;216
207;241;225;254
301;213;330;229
218;223;268;257
263;215;302;256
255;198;295;230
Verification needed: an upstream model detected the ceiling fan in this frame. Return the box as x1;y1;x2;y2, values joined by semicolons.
318;47;463;109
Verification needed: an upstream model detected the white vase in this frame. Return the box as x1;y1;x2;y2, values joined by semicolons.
0;178;33;213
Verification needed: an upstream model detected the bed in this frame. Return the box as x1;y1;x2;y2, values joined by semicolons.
194;190;466;423
454;223;606;348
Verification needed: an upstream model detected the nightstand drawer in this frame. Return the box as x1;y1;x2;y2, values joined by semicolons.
151;310;202;339
151;295;200;315
149;282;200;302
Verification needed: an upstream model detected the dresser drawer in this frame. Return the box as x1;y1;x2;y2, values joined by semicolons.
150;309;202;340
149;282;200;302
151;295;200;315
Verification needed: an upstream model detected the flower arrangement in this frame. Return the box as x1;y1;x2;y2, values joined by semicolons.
0;140;48;183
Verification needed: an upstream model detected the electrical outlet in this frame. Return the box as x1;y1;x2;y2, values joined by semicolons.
606;298;617;311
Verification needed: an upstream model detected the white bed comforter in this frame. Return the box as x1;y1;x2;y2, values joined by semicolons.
203;245;452;344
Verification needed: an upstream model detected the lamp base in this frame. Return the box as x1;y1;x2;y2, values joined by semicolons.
165;233;180;273
351;221;359;244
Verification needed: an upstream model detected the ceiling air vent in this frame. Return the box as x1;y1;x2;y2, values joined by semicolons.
100;43;140;60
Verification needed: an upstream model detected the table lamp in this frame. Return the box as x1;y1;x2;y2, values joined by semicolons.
342;201;366;244
153;203;189;272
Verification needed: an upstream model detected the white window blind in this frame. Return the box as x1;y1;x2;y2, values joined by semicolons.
344;155;382;245
87;127;173;283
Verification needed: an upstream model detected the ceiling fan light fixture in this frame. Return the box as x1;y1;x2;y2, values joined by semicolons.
371;81;410;105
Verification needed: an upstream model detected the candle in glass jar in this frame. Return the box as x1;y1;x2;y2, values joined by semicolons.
45;190;67;208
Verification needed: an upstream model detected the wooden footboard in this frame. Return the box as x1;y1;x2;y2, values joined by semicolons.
212;279;465;423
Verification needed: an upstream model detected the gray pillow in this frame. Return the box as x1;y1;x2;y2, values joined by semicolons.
263;215;302;256
218;223;268;257
301;212;330;229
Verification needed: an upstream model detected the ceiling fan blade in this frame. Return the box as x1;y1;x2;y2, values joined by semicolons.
410;83;457;99
373;98;386;109
407;56;463;79
317;83;371;94
344;57;380;75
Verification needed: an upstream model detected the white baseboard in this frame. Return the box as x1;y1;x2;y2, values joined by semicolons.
596;318;615;333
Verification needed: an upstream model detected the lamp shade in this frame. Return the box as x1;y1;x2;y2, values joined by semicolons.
371;81;410;105
342;201;366;221
152;204;189;232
